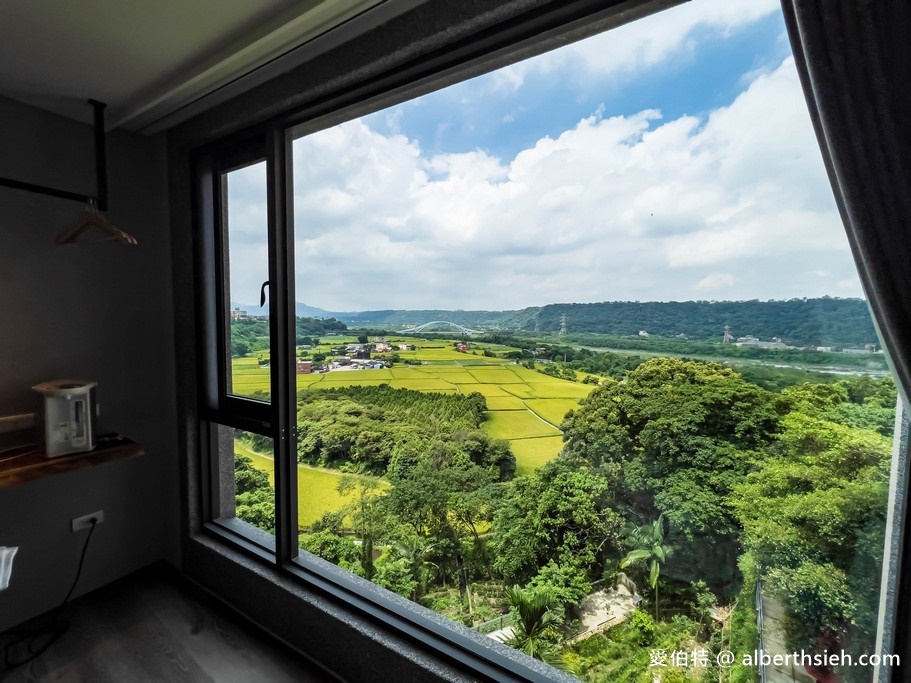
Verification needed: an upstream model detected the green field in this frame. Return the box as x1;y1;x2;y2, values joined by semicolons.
509;436;567;476
484;410;563;440
484;396;527;411
241;448;388;529
233;336;595;474
524;398;580;426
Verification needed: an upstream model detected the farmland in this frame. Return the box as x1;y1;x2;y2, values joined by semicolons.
232;335;594;521
239;441;391;529
233;335;594;468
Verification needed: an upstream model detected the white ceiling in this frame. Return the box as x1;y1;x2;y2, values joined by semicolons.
0;0;394;133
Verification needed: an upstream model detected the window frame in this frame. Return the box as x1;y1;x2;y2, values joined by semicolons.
180;1;910;680
192;97;572;683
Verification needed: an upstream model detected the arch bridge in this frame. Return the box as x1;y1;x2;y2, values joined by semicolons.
397;320;482;334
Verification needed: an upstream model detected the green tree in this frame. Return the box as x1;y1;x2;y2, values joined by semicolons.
503;585;566;669
234;454;275;534
492;459;622;585
731;411;890;670
619;514;670;620
528;561;591;616
337;474;387;580
560;358;779;589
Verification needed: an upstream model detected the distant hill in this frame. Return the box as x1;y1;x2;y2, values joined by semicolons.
531;298;877;347
235;298;877;348
232;302;338;318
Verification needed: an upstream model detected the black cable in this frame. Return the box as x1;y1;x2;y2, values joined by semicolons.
60;518;97;606
1;518;98;670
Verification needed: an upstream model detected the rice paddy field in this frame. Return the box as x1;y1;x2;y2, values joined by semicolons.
233;336;596;521
239;445;390;529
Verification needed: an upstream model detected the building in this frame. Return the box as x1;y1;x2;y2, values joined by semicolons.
296;360;313;374
1;2;909;681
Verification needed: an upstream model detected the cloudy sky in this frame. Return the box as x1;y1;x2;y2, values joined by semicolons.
228;0;863;313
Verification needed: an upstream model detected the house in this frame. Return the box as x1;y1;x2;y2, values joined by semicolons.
296;360;313;374
0;1;909;681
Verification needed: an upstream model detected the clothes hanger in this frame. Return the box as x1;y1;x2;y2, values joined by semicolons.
55;199;138;246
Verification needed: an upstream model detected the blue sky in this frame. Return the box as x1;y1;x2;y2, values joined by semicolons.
364;9;791;164
227;0;863;313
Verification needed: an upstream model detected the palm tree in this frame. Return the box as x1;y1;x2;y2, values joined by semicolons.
504;585;566;670
391;537;438;602
619;513;670;620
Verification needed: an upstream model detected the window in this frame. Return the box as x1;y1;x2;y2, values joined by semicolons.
188;1;906;680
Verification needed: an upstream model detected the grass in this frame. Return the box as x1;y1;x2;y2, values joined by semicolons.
526;382;593;399
466;366;526;384
389;378;459;392
500;384;537;399
483;410;562;440
463;384;512;397
524;398;580;426
484;396;527;411
240;447;389;528
509;436;566;475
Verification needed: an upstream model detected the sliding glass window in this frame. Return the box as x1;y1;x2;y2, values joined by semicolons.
197;1;906;679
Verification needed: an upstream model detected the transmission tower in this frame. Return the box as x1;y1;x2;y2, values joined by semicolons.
559;314;567;336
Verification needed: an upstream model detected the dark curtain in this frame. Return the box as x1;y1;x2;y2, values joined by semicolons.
781;1;911;672
780;0;911;406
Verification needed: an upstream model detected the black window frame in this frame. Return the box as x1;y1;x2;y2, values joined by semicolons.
192;93;575;683
194;126;299;562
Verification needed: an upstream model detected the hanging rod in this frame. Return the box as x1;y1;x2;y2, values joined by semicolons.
0;99;108;211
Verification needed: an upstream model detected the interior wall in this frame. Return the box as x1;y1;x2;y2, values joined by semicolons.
0;96;178;631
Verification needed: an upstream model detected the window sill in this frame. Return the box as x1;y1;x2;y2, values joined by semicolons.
0;436;143;488
187;527;578;682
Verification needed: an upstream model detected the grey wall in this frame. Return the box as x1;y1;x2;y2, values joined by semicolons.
0;96;178;631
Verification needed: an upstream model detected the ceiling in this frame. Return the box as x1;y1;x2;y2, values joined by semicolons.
0;0;401;133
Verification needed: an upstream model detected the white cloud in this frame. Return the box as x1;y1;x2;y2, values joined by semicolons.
219;55;862;312
493;0;780;90
697;273;736;291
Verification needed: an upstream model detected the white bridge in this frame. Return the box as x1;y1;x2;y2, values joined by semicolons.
397;320;483;334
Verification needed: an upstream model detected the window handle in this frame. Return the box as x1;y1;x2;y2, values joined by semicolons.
260;280;269;307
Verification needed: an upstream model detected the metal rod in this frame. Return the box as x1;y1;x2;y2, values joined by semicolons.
88;99;108;211
0;176;91;204
0;99;107;209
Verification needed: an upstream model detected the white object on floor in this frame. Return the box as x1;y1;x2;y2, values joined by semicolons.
0;546;18;590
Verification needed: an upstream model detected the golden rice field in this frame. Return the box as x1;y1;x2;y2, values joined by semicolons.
240;447;389;529
233;336;595;475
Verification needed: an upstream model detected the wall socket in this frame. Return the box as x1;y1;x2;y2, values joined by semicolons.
0;413;36;434
71;510;104;532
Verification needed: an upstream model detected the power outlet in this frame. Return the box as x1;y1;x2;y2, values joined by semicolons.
0;413;36;434
71;510;104;533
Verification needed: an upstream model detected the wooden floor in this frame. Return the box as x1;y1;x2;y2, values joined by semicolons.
0;564;338;683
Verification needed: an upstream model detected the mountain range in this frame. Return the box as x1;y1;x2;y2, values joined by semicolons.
232;297;877;348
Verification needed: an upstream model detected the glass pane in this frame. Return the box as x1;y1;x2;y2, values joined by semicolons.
288;1;899;678
215;424;276;544
224;161;271;402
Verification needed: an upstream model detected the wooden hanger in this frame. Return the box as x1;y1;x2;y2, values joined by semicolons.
55;199;138;246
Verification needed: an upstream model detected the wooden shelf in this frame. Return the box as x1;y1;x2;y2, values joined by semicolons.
0;437;143;488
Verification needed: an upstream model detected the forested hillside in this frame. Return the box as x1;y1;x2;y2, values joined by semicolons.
235;361;893;680
289;298;875;347
530;298;875;346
